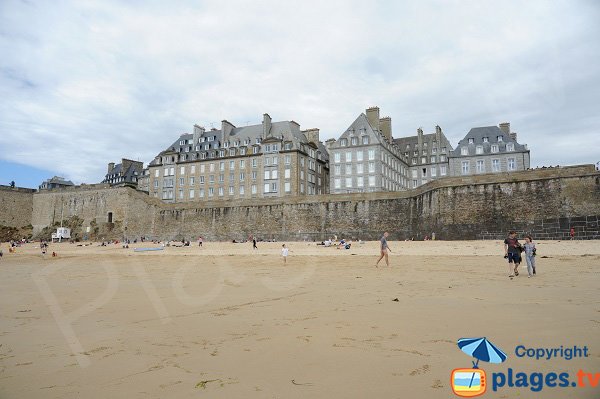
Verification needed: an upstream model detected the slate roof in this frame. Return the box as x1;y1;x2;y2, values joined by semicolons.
450;126;528;157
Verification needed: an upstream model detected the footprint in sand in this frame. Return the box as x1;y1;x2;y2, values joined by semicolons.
431;379;443;388
409;364;430;376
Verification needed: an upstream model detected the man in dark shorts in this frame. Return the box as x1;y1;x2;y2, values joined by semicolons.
375;231;392;267
504;231;522;278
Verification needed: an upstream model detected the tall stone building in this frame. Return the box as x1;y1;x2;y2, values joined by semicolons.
148;113;329;202
449;123;530;176
327;107;409;193
394;125;454;188
102;159;144;187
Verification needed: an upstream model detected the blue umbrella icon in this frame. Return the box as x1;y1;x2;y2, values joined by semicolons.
457;337;507;388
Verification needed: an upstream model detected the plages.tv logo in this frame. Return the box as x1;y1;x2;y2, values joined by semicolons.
451;337;507;397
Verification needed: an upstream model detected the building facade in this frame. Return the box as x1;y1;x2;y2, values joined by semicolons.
448;123;530;176
39;176;74;190
102;159;144;187
327;107;409;193
394;126;454;188
148;114;329;202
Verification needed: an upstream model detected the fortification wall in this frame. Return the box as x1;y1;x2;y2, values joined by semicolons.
29;165;600;241
0;185;35;228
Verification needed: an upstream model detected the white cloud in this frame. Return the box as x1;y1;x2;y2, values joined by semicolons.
1;0;599;183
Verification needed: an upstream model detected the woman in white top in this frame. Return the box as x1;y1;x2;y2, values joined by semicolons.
281;244;289;264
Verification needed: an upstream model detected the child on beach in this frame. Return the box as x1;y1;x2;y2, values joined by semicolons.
523;235;537;277
281;244;289;264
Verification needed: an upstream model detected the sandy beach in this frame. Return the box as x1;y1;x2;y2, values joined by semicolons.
0;240;599;398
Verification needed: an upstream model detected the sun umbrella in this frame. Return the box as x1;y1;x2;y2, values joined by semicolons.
457;337;507;388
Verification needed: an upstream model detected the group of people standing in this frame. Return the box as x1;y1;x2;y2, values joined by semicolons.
504;231;537;278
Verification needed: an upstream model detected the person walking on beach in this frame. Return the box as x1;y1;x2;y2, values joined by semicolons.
253;237;258;250
281;244;289;264
504;231;522;278
375;232;392;267
523;235;537;277
198;236;203;247
569;227;575;240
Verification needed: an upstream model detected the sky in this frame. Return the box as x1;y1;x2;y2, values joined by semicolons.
1;0;599;188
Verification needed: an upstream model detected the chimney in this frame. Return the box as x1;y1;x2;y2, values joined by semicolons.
435;125;442;147
121;158;133;174
509;131;518;142
379;117;392;141
263;113;272;138
108;162;115;174
499;122;510;136
417;127;424;149
221;120;235;141
303;128;320;145
366;106;380;132
193;124;205;146
325;138;336;150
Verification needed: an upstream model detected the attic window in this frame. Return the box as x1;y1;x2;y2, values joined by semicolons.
497;136;503;142
483;137;489;143
468;138;474;144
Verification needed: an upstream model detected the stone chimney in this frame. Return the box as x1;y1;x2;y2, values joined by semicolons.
379;117;392;141
417;127;424;149
221;120;235;141
263;113;272;138
121;158;132;173
366;106;380;132
303;128;320;145
325;138;336;150
499;122;510;136
193;124;205;146
108;162;115;174
509;131;518;141
435;125;442;147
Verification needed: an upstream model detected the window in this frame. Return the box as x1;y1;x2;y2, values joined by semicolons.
357;176;364;187
284;182;291;192
422;168;427;177
219;161;224;171
264;183;270;193
253;147;259;154
300;182;304;193
229;148;235;156
368;162;375;173
340;138;347;146
476;146;483;155
240;148;246;155
240;172;245;181
468;138;474;144
483;137;489;143
271;182;277;192
179;177;185;186
264;171;270;180
208;187;214;197
461;147;468;156
199;188;204;197
219;174;224;182
200;164;205;173
189;189;195;199
351;137;357;145
178;189;184;199
421;157;426;163
154;180;159;188
431;167;437;177
497;136;503;142
229;173;234;181
251;184;257;194
265;157;270;166
357;164;363;174
229;186;234;195
440;155;446;162
239;185;245;195
345;152;352;162
491;144;499;153
506;143;514;152
209;175;215;183
285;155;291;165
430;156;436;163
218;187;223;196
334;153;341;163
154;169;159;177
345;177;352;188
368;149;375;160
440;165;447;176
507;158;516;171
199;176;205;184
284;169;291;179
334;178;341;189
476;160;485;173
252;159;257;168
272;170;278;179
209;163;215;172
252;171;257;180
189;177;195;185
229;160;235;170
362;136;369;145
412;170;417;178
461;161;470;175
492;159;500;172
368;176;375;187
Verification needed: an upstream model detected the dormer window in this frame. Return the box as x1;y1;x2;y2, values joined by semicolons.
362;136;369;145
255;138;261;144
476;146;483;155
179;140;185;145
229;148;235;156
506;143;514;151
224;142;229;148
413;151;418;156
340;138;347;147
461;147;468;156
423;142;428;148
497;136;503;142
432;147;437;154
442;147;447;153
351;137;357;145
491;144;499;153
483;137;489;143
468;138;474;144
284;143;291;150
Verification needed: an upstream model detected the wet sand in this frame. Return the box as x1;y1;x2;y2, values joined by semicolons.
0;240;599;398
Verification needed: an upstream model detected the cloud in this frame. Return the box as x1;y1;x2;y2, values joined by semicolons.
1;0;599;183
